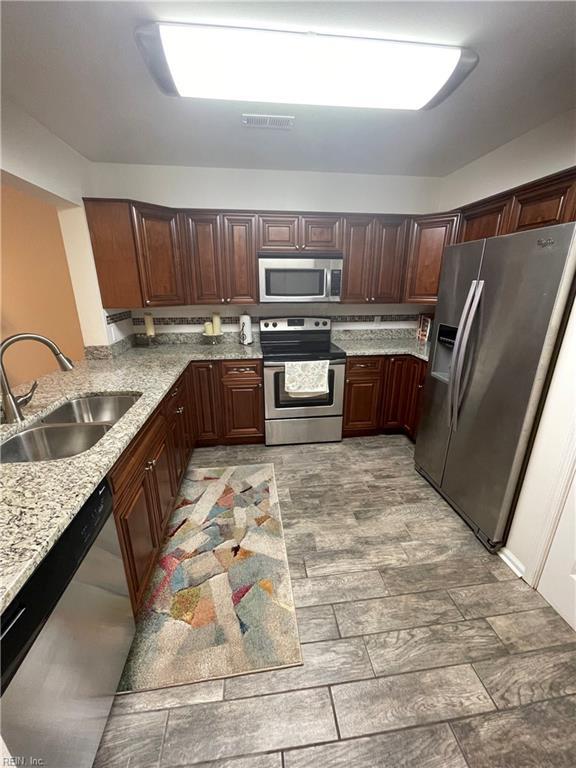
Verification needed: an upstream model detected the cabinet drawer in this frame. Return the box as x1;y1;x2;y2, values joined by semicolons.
221;360;262;379
108;409;163;498
346;357;384;377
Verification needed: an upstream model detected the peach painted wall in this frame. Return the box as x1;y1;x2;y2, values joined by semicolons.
1;182;84;386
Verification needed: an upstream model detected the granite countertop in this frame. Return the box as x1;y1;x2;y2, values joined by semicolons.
0;334;427;612
0;340;262;612
336;338;430;362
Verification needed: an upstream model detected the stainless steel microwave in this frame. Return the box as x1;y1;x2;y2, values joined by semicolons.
258;254;343;303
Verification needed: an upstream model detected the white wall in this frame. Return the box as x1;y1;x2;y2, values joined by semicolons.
1;100;87;205
85;162;438;214
503;297;576;582
438;110;576;210
57;206;108;346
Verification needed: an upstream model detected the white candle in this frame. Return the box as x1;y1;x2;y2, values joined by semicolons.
144;312;155;337
212;313;221;336
204;321;213;336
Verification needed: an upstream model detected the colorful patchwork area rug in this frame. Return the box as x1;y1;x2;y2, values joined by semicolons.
118;464;302;692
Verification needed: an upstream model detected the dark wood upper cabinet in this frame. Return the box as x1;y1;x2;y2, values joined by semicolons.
84;200;144;308
182;212;223;304
506;178;576;233
458;199;512;243
131;204;188;306
403;213;460;304
300;215;342;251
222;214;258;303
341;216;374;303
257;214;341;251
372;218;407;303
258;215;300;251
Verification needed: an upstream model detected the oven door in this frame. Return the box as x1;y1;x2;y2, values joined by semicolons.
264;361;345;419
259;257;341;303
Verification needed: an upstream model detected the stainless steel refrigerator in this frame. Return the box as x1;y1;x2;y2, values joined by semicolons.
415;222;576;551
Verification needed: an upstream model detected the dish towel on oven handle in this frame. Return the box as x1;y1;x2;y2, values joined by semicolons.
284;360;330;399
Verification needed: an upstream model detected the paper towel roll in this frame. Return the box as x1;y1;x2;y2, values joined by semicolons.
239;314;253;345
204;321;213;336
212;313;221;335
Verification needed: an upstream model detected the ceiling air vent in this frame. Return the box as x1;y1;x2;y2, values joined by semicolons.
241;114;295;130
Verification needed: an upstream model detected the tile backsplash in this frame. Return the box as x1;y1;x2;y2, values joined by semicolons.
91;304;433;357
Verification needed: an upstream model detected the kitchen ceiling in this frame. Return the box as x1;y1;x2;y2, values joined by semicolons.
2;1;575;176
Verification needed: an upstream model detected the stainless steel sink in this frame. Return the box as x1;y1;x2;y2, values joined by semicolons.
1;423;112;463
41;394;140;425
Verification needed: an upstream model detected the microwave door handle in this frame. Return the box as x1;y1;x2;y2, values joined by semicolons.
325;268;331;300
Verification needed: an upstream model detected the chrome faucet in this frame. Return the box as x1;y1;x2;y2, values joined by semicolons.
1;333;75;423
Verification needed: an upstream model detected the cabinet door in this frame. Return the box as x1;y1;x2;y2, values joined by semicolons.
150;433;175;535
402;357;424;440
341;216;373;303
300;216;342;251
506;179;576;233
381;356;409;429
372;218;407;302
183;212;223;304
222;214;258;303
116;470;159;611
189;362;221;445
221;378;264;443
258;215;300;251
403;214;460;304
84;200;144;309
343;377;382;434
131;204;188;306
458;199;512;243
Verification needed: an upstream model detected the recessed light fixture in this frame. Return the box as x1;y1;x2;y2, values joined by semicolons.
136;22;478;110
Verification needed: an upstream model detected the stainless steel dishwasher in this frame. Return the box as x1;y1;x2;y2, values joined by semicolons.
1;480;134;768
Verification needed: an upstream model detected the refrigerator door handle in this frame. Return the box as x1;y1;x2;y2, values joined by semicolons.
447;280;477;428
452;280;485;432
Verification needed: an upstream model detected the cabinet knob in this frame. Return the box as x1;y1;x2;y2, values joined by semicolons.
346;379;350;383
226;298;231;303
371;297;375;302
171;388;179;397
176;406;185;414
221;298;225;303
365;297;369;302
258;383;263;388
145;300;151;305
295;244;301;250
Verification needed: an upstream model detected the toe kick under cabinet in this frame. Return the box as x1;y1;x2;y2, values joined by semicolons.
343;355;427;441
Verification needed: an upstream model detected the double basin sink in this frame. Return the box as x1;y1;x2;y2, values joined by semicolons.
2;394;141;463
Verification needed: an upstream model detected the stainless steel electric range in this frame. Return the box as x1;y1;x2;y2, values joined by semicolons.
260;317;346;446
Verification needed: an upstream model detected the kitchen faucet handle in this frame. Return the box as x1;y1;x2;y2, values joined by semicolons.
16;380;38;408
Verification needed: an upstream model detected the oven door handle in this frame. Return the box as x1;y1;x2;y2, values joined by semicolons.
263;359;345;368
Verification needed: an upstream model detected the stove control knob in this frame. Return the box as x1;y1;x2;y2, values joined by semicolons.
272;322;278;328
322;321;328;326
264;322;269;328
314;321;320;327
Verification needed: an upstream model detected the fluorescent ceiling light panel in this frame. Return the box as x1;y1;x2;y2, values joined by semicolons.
136;23;478;110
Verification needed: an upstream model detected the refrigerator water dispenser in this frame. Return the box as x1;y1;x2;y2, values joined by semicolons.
431;324;457;383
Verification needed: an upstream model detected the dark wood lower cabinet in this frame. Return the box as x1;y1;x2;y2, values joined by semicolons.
188;362;221;445
343;355;428;442
191;359;264;446
115;468;160;612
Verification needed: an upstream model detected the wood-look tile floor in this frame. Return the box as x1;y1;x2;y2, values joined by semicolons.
95;435;576;768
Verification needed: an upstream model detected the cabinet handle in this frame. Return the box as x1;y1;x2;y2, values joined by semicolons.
230;367;252;373
171;388;179;397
